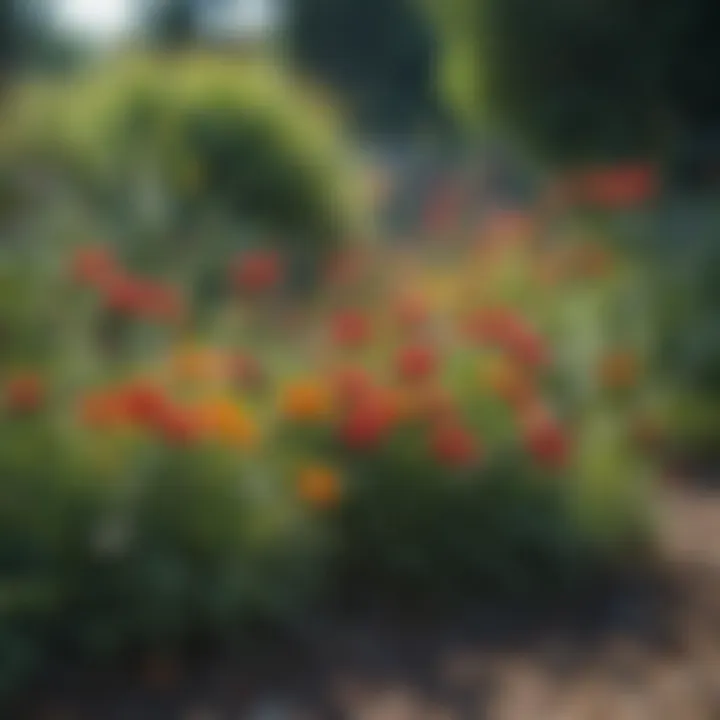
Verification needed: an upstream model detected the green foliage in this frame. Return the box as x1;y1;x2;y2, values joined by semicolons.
3;54;369;247
430;0;720;163
0;419;326;689
287;0;446;135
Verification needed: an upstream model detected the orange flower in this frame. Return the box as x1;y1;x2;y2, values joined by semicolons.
481;356;534;409
5;372;44;414
196;397;259;449
297;464;342;509
391;384;457;424
171;346;230;383
80;391;128;429
279;380;333;422
599;351;640;390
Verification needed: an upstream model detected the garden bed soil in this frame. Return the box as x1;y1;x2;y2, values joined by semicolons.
12;479;720;720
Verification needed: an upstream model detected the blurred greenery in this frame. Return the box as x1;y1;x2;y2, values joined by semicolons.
427;0;720;165
1;54;370;248
287;0;449;136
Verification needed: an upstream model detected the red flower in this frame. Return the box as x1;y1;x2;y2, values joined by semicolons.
464;308;549;368
394;294;430;333
340;392;396;450
522;407;571;470
119;381;170;428
231;250;283;293
5;373;44;414
396;343;438;382
332;366;374;409
72;245;117;288
140;282;185;323
572;163;658;209
330;310;371;348
103;273;147;315
431;422;479;468
103;275;185;323
156;404;204;447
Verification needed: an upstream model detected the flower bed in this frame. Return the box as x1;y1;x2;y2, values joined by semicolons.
0;206;661;694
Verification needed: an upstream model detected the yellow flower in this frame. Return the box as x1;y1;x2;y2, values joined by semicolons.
197;397;259;449
171;346;229;383
279;379;333;422
297;464;342;509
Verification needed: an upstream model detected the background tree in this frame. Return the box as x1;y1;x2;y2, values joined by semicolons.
286;0;447;136
146;0;200;47
427;0;720;167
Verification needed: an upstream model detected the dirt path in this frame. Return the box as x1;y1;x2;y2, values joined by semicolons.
17;482;720;719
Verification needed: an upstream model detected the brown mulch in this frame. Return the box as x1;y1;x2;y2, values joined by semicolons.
13;481;720;720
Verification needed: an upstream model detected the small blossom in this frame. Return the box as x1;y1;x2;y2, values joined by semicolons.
231;250;283;293
118;381;171;428
156;404;204;447
196;397;259;448
79;391;127;429
5;372;44;414
340;391;397;450
297;464;342;508
396;343;439;382
72;245;117;288
280;379;333;422
171;346;231;383
464;308;550;368
481;356;534;409
521;405;571;470
394;293;431;334
431;421;479;468
330;310;372;349
571;163;658;209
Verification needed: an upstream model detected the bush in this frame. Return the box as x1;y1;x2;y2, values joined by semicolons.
1;54;369;248
0;200;660;697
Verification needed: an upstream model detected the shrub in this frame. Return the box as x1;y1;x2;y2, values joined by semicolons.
1;54;369;249
0;202;660;697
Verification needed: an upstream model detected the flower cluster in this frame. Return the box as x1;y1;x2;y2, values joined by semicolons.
73;246;185;323
3;222;654;515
